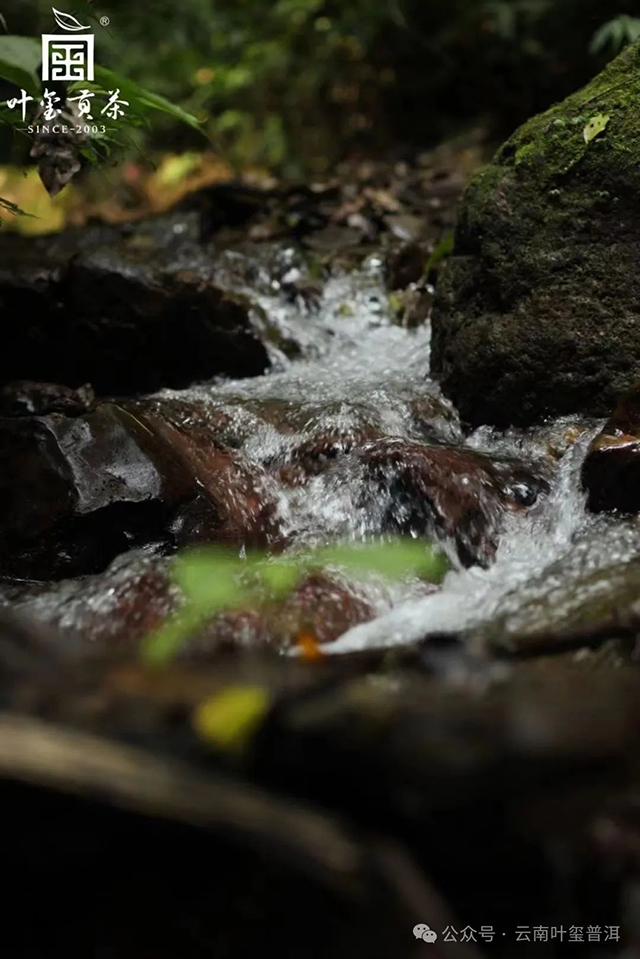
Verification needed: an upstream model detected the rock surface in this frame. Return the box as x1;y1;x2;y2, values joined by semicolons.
0;554;374;660
354;439;546;566
0;402;278;579
0;219;270;395
582;384;640;513
469;529;640;657
432;41;640;427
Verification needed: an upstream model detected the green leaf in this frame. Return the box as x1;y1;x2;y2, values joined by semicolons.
193;686;271;754
424;231;454;276
0;196;34;218
142;538;448;667
0;36;41;97
257;560;302;596
174;547;248;613
583;113;610;144
93;65;203;132
312;539;449;583
141;608;204;667
590;16;640;55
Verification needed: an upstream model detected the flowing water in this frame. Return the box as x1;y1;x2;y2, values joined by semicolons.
150;246;640;654
4;240;639;656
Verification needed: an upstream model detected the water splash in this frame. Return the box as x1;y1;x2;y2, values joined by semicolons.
156;252;633;655
322;425;614;653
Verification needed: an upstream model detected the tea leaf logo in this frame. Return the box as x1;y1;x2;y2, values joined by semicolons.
52;7;90;31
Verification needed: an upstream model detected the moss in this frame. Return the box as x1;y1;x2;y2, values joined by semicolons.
432;40;640;427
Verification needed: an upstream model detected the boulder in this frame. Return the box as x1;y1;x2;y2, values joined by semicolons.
0;224;270;396
1;557;373;661
0;402;278;579
431;41;640;427
0;552;176;660
468;522;640;657
354;439;545;567
582;384;640;513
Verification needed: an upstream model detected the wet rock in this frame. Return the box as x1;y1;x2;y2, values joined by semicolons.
303;225;364;253
407;392;462;444
266;573;374;647
469;522;640;657
142;411;279;549
0;401;279;579
431;41;640;427
384;241;426;290
278;428;381;483
0;230;270;395
0;404;184;578
582;385;640;513
355;439;545;567
2;555;372;662
0;552;176;660
0;381;96;417
391;287;433;330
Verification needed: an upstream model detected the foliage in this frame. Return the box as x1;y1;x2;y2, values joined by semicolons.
0;31;200;181
95;0;401;175
142;538;448;666
2;1;639;178
590;15;640;56
0;195;31;217
0;193;34;228
424;231;454;278
0;35;42;96
90;67;202;132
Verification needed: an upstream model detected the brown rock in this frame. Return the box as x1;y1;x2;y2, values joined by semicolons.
267;572;374;647
1;552;176;659
0;401;279;579
582;385;640;513
355;439;545;566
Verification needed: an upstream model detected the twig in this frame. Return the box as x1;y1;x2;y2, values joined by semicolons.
0;711;361;890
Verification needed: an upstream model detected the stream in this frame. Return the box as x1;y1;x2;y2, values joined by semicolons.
2;174;640;959
165;248;640;657
4;234;636;663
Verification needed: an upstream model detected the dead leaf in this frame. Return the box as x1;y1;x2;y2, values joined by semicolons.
583;114;611;144
192;685;270;753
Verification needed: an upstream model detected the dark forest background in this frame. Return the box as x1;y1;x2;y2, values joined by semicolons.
0;0;639;228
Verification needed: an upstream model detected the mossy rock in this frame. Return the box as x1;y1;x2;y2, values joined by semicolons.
431;41;640;427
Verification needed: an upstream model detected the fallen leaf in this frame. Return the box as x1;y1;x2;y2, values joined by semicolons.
583;114;611;144
192;686;270;753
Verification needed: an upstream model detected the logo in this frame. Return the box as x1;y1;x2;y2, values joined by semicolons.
413;924;438;943
42;8;94;82
4;8;128;132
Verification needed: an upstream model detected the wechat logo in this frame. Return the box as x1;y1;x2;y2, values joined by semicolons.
413;924;438;943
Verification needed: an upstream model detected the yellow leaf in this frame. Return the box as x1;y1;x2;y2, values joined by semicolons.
192;686;270;753
583;114;611;144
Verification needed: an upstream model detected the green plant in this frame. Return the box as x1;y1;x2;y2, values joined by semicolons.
590;14;640;56
424;231;454;278
0;35;42;95
142;538;448;666
0;195;33;226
